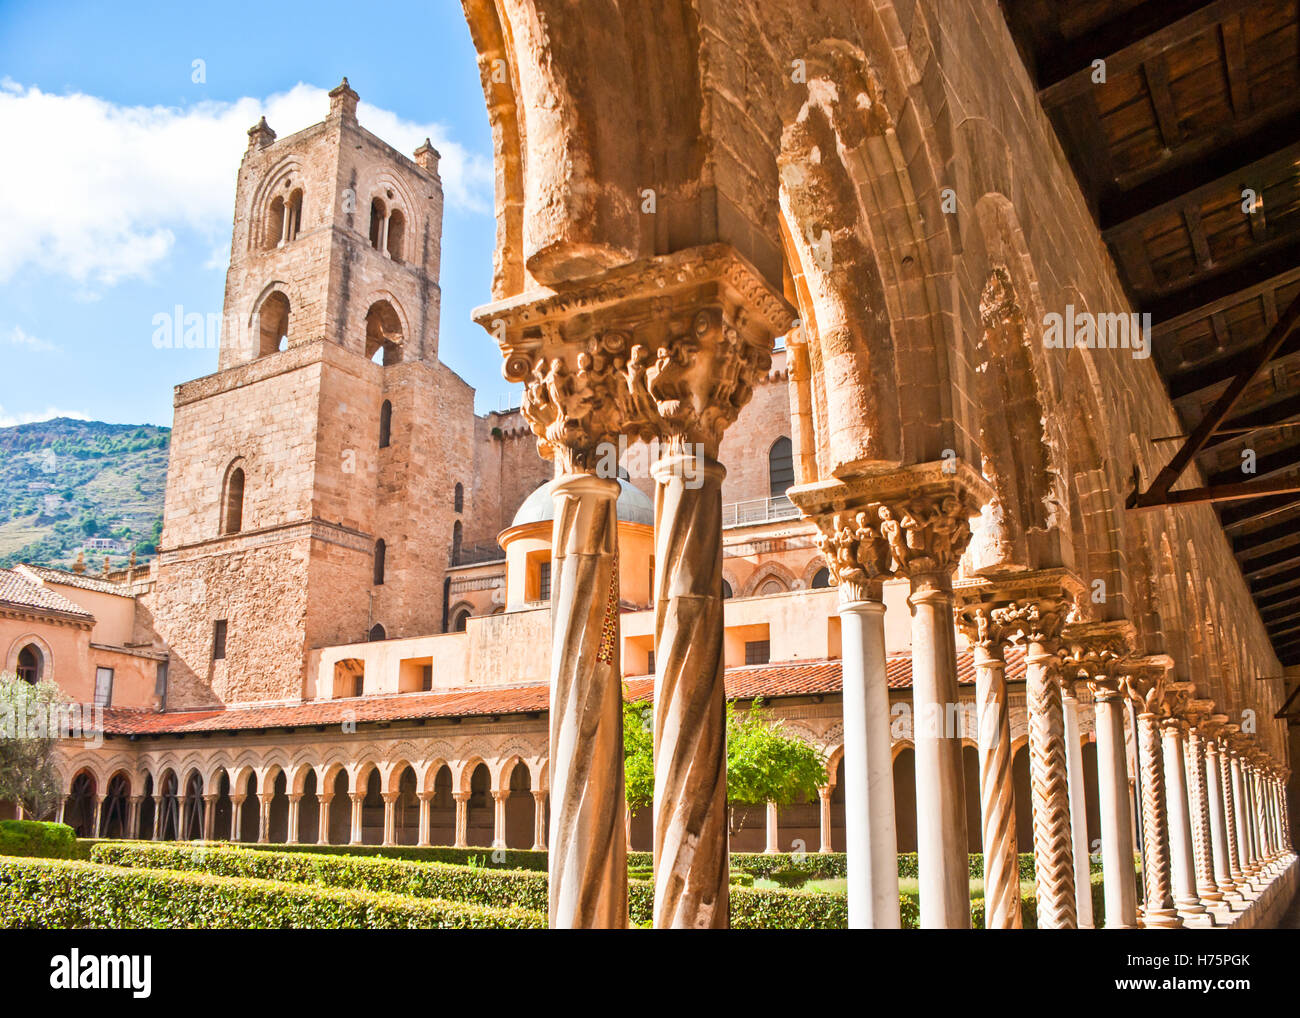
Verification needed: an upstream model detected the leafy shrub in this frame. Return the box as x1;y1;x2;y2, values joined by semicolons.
729;871;754;887
768;865;813;888
0;857;544;929
230;841;549;871
0;820;76;859
91;842;548;912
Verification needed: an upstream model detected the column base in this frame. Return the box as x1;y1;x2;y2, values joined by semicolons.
1174;896;1214;927
1137;906;1184;929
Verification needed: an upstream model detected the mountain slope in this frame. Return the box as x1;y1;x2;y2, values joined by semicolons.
0;418;169;570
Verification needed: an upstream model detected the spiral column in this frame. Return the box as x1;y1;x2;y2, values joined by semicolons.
1183;720;1225;911
547;474;628;928
651;452;728;928
1134;699;1181;928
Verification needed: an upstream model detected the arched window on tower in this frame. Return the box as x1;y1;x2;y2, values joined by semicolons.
811;567;831;589
453;483;464;513
16;644;43;684
386;208;405;262
258;291;290;356
768;436;794;498
379;400;392;449
266;196;285;251
364;300;403;366
373;539;386;586
369;197;387;250
222;466;245;535
368;624;386;642
285;188;303;242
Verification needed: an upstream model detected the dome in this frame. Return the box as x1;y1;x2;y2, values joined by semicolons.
511;478;655;528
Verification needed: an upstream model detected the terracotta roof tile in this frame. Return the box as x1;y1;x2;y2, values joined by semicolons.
96;648;1027;737
0;569;94;621
18;563;127;596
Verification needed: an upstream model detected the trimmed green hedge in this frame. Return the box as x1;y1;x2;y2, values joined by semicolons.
91;841;848;929
0;857;545;929
87;839;550;872
0;820;77;859
897;852;1106;881
92;842;549;912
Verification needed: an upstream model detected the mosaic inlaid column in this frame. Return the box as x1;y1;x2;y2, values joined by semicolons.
477;246;792;930
814;512;898;929
1127;668;1182;928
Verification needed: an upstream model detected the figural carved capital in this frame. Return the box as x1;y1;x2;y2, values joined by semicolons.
794;460;993;585
473;244;794;468
1120;655;1175;718
956;569;1086;659
1057;618;1137;686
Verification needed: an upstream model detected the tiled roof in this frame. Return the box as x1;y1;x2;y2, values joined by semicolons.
95;648;1028;737
0;569;94;621
17;563;127;596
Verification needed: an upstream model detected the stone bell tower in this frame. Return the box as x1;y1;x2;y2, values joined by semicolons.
145;80;476;710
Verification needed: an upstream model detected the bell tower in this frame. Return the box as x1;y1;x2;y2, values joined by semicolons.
146;80;475;710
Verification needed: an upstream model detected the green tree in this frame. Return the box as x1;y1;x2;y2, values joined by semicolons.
620;694;826;837
0;672;65;819
623;693;654;815
725;699;826;837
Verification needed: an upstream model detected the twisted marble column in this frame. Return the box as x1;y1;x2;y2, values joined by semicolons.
1229;749;1259;883
970;631;1020;929
548;473;628;929
1161;720;1208;924
1136;709;1181;928
1183;726;1224;908
1025;640;1076;929
1204;737;1239;898
652;452;728;929
1094;685;1138;927
1220;740;1244;885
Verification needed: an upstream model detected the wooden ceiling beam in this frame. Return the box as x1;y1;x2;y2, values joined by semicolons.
1221;493;1300;530
1038;0;1256;108
1145;238;1300;324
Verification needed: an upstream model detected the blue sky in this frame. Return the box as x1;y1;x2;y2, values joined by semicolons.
0;0;515;427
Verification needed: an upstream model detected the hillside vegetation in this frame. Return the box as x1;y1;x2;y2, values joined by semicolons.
0;418;168;571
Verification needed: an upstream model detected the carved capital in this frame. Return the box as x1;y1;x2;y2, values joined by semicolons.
792;460;993;583
957;570;1085;659
1120;655;1174;717
475;245;793;465
812;509;890;601
1057;619;1137;682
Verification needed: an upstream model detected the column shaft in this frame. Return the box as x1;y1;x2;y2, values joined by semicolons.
1184;729;1223;905
1094;690;1138;927
1203;743;1237;897
839;595;900;928
652;454;727;929
1136;713;1181;928
971;639;1020;929
1062;685;1094;928
1161;722;1207;923
547;473;627;929
1025;643;1076;929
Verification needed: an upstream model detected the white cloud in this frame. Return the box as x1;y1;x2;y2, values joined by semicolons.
0;405;90;428
0;79;493;287
2;326;61;354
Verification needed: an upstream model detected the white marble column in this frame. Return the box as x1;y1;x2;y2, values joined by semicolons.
257;793;273;844
531;790;547;851
548;472;627;928
202;794;217;841
453;791;469;848
837;585;900;928
1061;682;1094;929
287;793;302;844
1204;736;1241;900
317;793;332;846
652;452;727;929
349;792;364;845
491;790;508;850
817;787;833;854
228;794;243;842
1228;747;1259;884
1093;684;1138;927
417;792;432;848
382;791;398;847
763;802;780;855
1161;719;1209;925
128;796;143;840
908;568;971;929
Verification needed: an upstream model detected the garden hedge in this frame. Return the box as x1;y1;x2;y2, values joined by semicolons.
92;842;549;912
0;820;77;859
91;841;850;929
0;856;544;929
